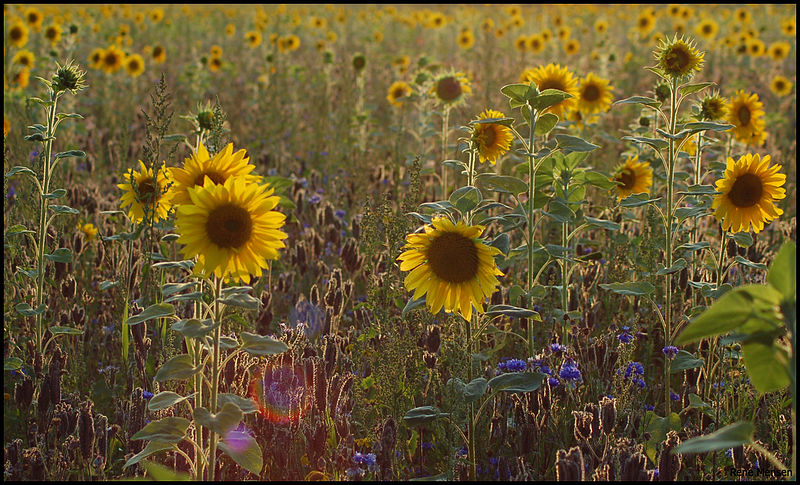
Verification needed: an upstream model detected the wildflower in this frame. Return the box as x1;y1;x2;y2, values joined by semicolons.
670;391;680;401
548;377;560;387
559;359;582;385
550;343;567;353
624;362;645;378
497;358;527;373
617;332;634;344
643;404;655;411
142;390;154;399
662;346;679;359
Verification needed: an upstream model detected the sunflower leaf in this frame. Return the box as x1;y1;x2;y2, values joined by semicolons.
613;96;661;108
403;406;449;427
674;422;754;455
239;332;288;356
488;372;544;393
154;354;203;382
126;303;175;326
476;174;528;195
449;185;482;213
402;296;427;319
678;82;714;97
534;113;559;135
733;256;767;271
555;134;599;153
599;281;655;296
622;136;668;151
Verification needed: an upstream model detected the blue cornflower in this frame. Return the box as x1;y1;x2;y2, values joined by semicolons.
624;361;645;378
725;448;733;458
308;194;321;204
456;446;468;458
633;378;646;389
559;360;582;384
352;451;376;467
548;377;560;387
421;442;434;450
142;390;154;399
712;380;726;389
335;209;346;219
497;358;527;373
617;332;634;344
643;404;655;411
550;343;566;353
662;346;679;359
670;391;680;401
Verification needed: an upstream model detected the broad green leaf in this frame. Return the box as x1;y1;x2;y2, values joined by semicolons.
599;281;655;296
476;174;528;195
741;341;790;394
677;242;710;252
485;304;540;320
161;282;198;297
218;394;259;414
584;216;620;231
152;260;195;271
677;184;718;195
402;296;426;319
5;166;37;178
500;83;533;102
5;224;35;236
16;302;46;317
682;121;733;133
449;186;482;213
4;357;23;371
613;96;661;108
489;233;510;256
403;406;449;427
533;89;573;111
674;421;754;455
488;372;544;393
142;460;192;481
218;292;261;310
657;258;687;275
154;354;202;382
48;205;79;216
470;116;515;127
240;332;289;356
583;171;617;190
126;303;175;326
193;402;243;436
463;378;488;403
767;241;795;302
54;150;86;159
670;350;704;373
687;393;715;417
731;231;753;248
679;82;714;96
733;255;767;271
542;199;575;223
44;247;72;263
56;112;84;120
148;391;196;412
98;280;119;291
554;134;599;153
42;188;67;199
123;441;176;469
219;432;263;476
171;318;217;339
48;326;83;336
622;136;668;151
534;113;559;135
130;417;191;443
619;194;662;207
675;206;708;220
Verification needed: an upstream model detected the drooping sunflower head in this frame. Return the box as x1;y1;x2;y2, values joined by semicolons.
712;153;786;233
386;81;412;108
770;75;793;97
698;92;727;121
726;90;766;147
8;21;29;47
176;176;288;284
611;155;653;201
123;54;145;77
117;160;174;224
577;73;613;114
470;109;513;165
396;217;503;321
654;35;705;80
429;71;472;106
171;142;260;206
519;63;578;117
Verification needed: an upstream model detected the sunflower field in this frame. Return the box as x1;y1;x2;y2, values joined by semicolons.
3;4;797;481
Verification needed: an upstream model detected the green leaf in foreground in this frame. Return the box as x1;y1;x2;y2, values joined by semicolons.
488;372;544;393
130;417;190;443
219;432;263;475
126;303;175;326
674;421;754;455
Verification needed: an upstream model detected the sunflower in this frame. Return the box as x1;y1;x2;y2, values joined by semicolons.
770;76;793;97
117;161;174;224
595;19;609;34
695;19;718;39
8;21;29;47
12;49;35;69
519;63;578;117
564;38;580;55
480;18;494;33
458;29;475;50
225;23;235;37
152;44;166;64
429;71;471;106
636;9;656;35
100;44;125;73
208;56;223;72
494;27;506;39
245;30;262;48
611;155;653;201
78;222;98;242
210;45;223;58
396;217;503;321
428;12;446;29
387;81;412;108
470;109;513;165
149;8;164;23
11;68;31;89
88;47;104;69
576;73;613;114
171;143;260;206
541;28;552;42
726;90;766;146
734;7;751;24
278;34;300;53
767;41;791;61
527;34;545;53
557;26;571;41
746;38;766;57
44;23;62;44
176;176;288;284
698;93;727;121
781;17;796;37
654;35;705;79
124;54;145;77
514;35;528;52
565;109;598;130
25;7;43;31
712;153;786;233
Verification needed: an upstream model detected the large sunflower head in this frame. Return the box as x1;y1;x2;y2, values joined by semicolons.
176;176;288;284
654;35;705;80
171;142;260;206
386;81;412;108
396;217;503;321
117;161;174;224
712;153;786;233
611;155;653;201
519;63;578;117
429;71;472;107
576;72;613;114
8;21;29;47
726;90;766;147
470;109;513;165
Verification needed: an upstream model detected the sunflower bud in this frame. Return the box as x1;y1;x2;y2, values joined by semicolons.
197;110;215;131
654;82;671;102
51;59;87;94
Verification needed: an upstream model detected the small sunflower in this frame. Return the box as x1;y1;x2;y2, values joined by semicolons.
117;161;174;224
245;30;262;48
124;54;145;77
564;38;580;55
176;176;288;284
770;76;793;97
100;44;125;74
457;29;475;50
78;222;98;242
25;7;43;31
565;109;598;130
595;19;609;34
746;38;766;57
470;109;513;165
712;153;786;233
149;8;164;23
698;93;727;121
8;21;29;47
396;217;503;322
480;18;494;33
767;41;791;61
44;23;62;45
636;9;656;35
225;23;236;37
12;49;35;69
208;56;223;72
527;34;545;53
576;73;613;114
695;19;718;39
152;44;166;64
88;47;104;69
171;143;260;206
11;68;31;89
210;45;223;59
781;17;796;37
726;90;766;147
429;71;472;106
519;63;578;117
278;34;300;53
654;35;705;79
611;155;653;201
514;35;528;52
734;8;751;24
387;81;412;108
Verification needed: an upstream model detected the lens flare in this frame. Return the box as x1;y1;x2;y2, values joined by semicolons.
249;364;310;425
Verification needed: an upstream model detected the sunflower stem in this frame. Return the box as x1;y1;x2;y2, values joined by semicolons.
663;77;680;416
526;107;537;357
208;276;223;481
441;106;451;200
465;315;476;481
690;131;705;294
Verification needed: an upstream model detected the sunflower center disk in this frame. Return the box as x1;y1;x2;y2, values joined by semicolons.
539;80;563;91
427;232;479;284
616;169;636;190
665;47;690;73
206;203;253;249
194;170;226;187
137;179;158;202
728;173;763;208
436;77;462;102
582;84;601;102
476;126;497;149
737;105;751;126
